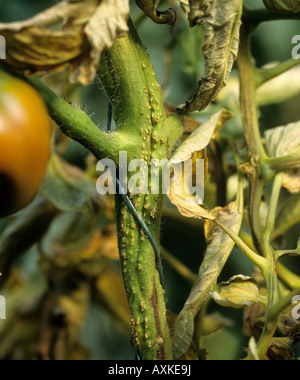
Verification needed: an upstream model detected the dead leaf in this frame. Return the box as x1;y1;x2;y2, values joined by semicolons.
0;0;130;85
267;337;295;360
178;0;243;112
172;196;243;358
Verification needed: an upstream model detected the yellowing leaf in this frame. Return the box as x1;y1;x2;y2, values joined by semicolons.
167;110;233;220
211;275;267;309
0;0;130;85
172;194;243;358
263;0;300;14
179;0;243;112
170;109;233;164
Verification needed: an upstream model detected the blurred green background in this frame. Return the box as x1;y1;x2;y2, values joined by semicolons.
0;0;299;360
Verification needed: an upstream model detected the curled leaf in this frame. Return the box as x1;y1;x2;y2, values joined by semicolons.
263;0;300;14
211;275;267;309
135;0;176;25
0;0;130;85
172;197;243;358
167;110;233;219
178;0;243;112
265;122;300;193
265;122;300;158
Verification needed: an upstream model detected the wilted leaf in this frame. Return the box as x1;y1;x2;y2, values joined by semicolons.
172;195;243;358
211;275;267;309
178;0;243;112
0;273;47;359
167;110;233;220
40;208;106;281
41;155;98;212
170;110;233;164
0;0;130;85
263;0;300;14
265;122;300;158
265;122;300;193
136;0;176;25
277;304;300;340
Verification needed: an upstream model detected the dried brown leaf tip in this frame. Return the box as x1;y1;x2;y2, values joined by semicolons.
0;0;130;85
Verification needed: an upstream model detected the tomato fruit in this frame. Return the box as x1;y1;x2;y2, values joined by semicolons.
0;71;52;217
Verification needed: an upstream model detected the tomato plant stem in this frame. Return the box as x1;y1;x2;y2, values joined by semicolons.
97;20;182;360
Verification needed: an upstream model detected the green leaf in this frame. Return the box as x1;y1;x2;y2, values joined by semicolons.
178;0;243;112
172;197;243;359
211;275;267;309
41;155;97;212
263;0;300;14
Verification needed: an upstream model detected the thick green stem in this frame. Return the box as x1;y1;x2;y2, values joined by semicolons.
26;76;123;163
98;21;182;360
115;193;172;359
